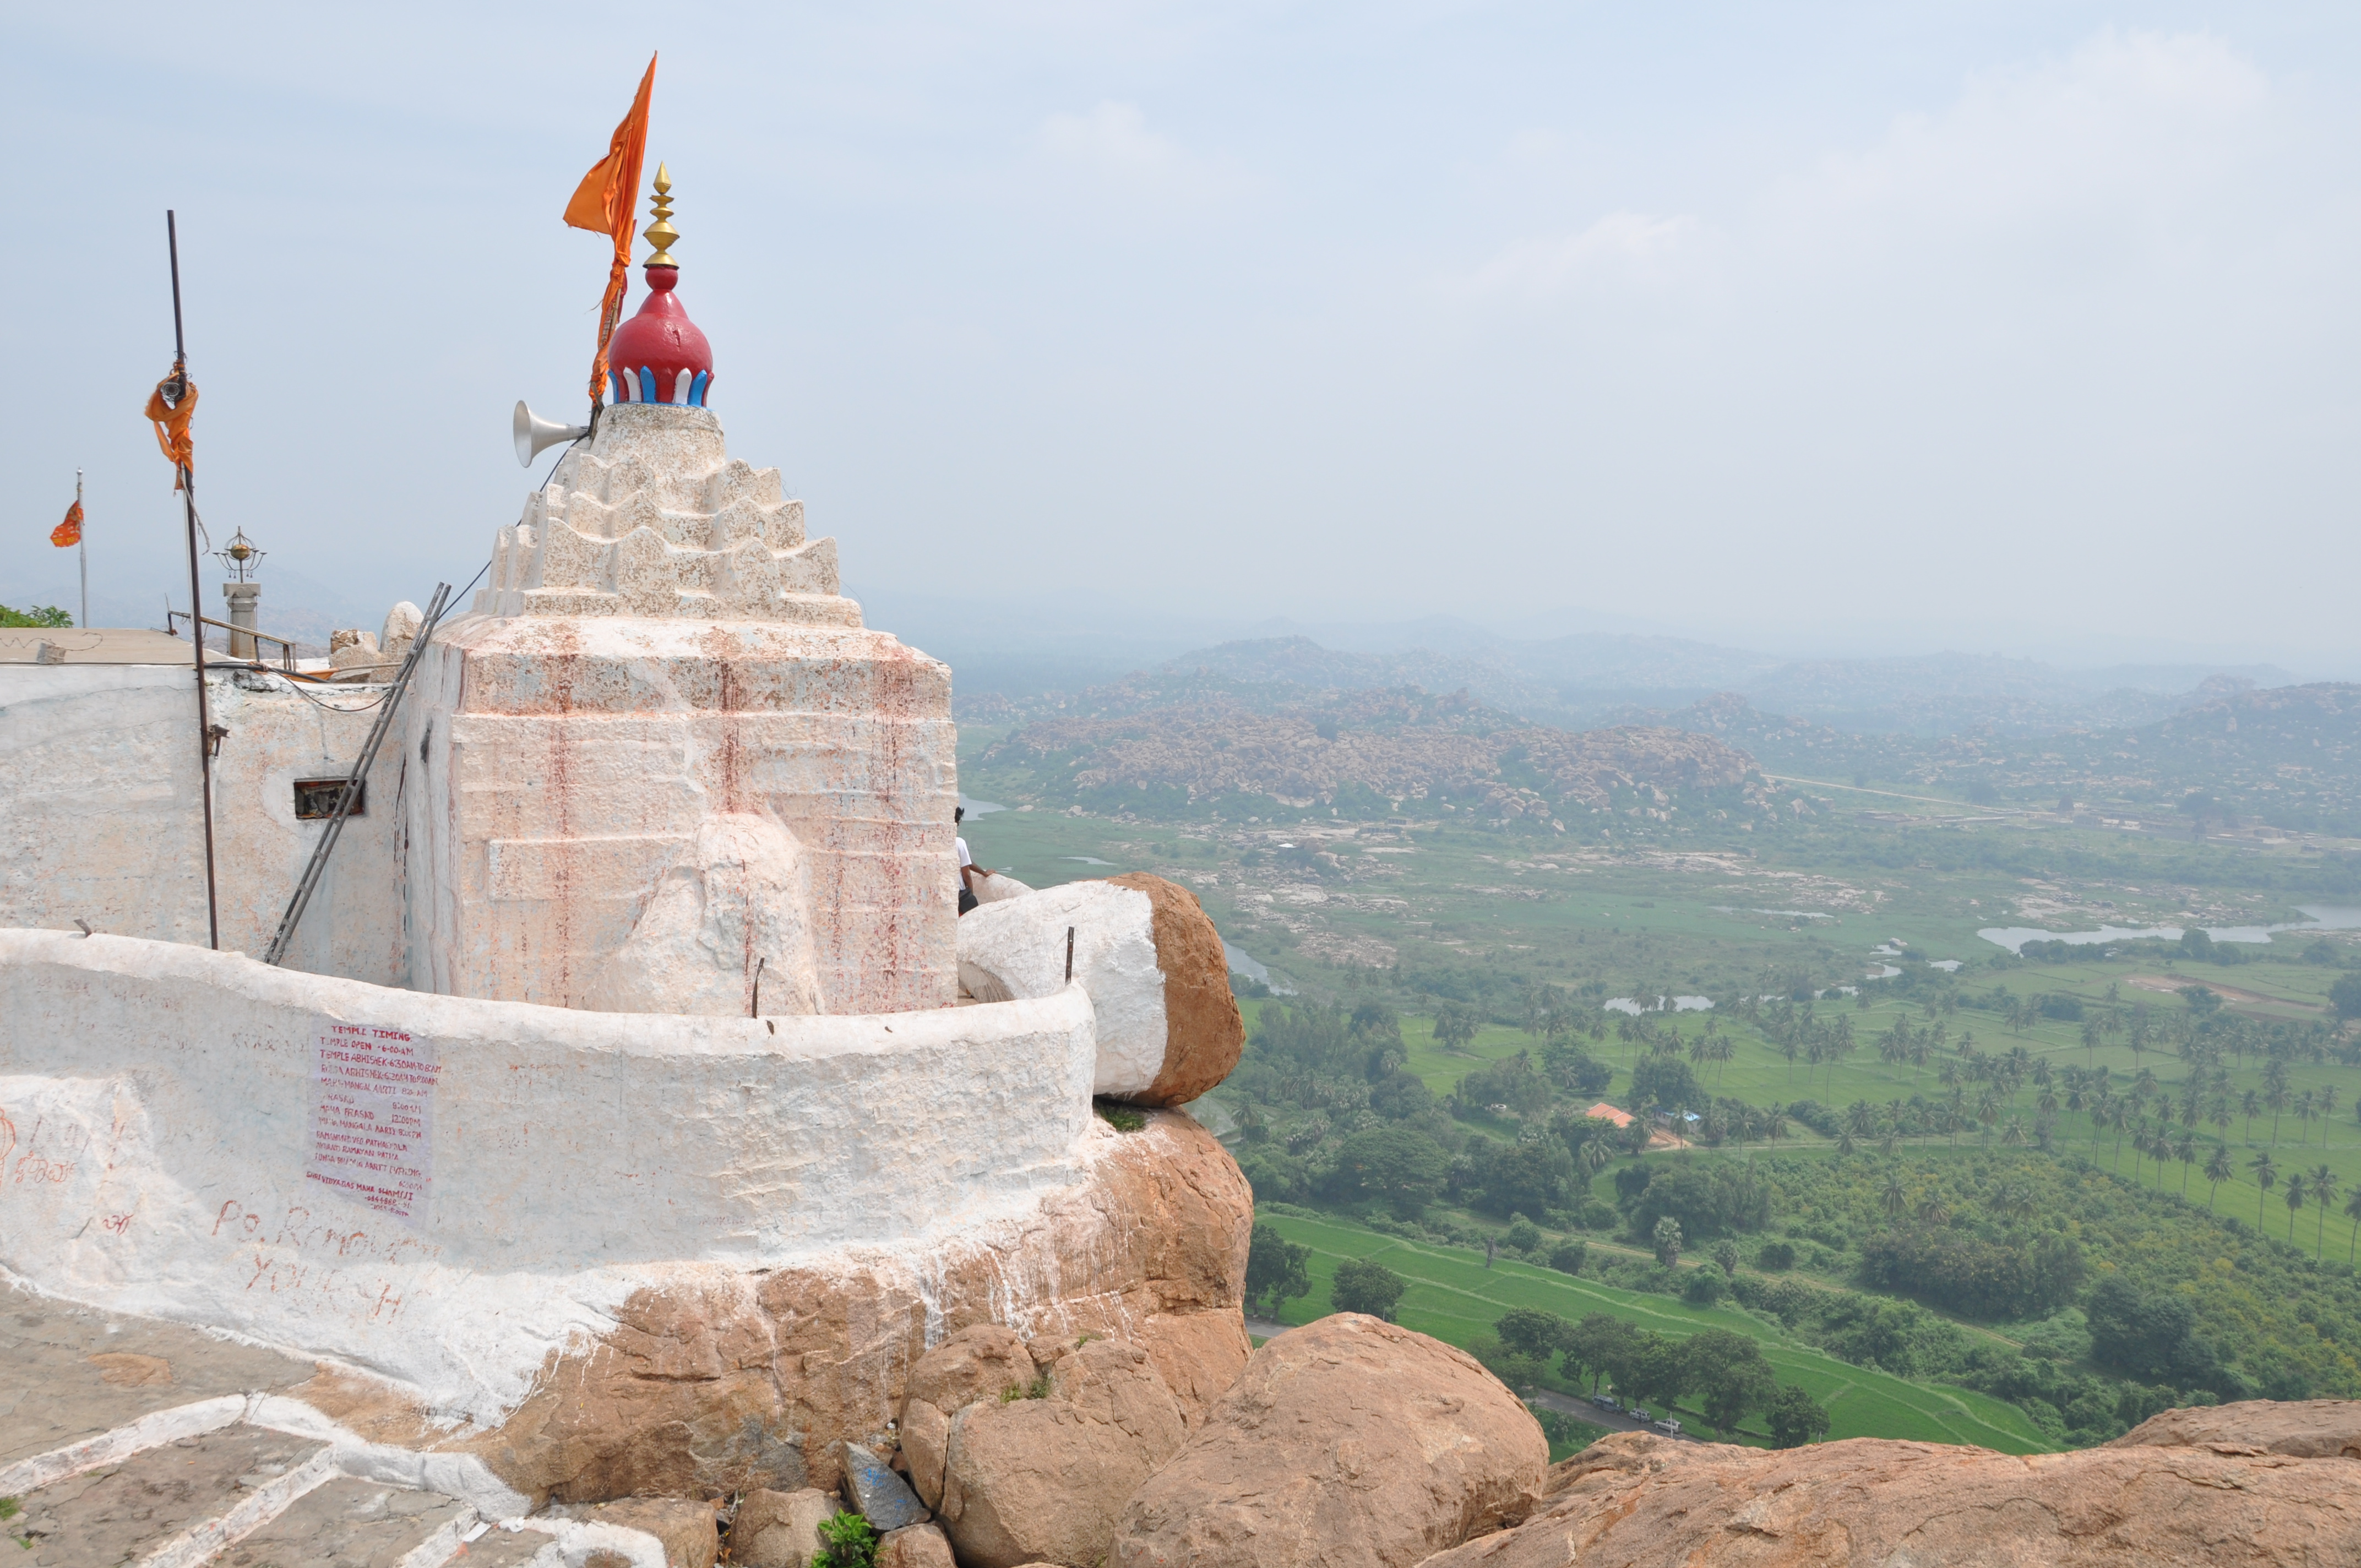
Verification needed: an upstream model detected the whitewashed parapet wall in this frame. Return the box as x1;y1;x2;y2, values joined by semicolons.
0;929;1096;1425
405;402;957;1015
0;665;405;982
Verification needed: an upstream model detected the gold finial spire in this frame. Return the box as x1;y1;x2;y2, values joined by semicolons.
644;161;679;266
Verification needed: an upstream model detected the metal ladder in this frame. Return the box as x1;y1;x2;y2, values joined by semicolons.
262;582;451;967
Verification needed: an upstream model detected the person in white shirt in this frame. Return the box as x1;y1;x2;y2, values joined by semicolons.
955;804;996;914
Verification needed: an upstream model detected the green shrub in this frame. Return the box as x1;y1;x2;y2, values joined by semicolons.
1095;1101;1146;1133
818;1510;878;1568
1549;1239;1587;1274
1331;1256;1407;1320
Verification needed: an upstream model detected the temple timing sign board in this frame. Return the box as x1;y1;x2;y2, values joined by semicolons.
306;1021;438;1222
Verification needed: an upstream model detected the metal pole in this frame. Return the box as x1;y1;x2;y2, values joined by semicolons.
75;469;86;631
168;210;220;951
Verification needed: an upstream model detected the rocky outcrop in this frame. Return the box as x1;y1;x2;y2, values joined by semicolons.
1112;1315;1547;1568
956;874;1243;1106
1417;1406;2361;1567
731;1488;837;1568
2109;1397;2361;1460
421;1113;1249;1506
901;1325;1041;1510
933;1337;1190;1568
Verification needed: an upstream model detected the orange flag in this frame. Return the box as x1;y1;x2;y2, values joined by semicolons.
564;53;656;405
51;500;83;548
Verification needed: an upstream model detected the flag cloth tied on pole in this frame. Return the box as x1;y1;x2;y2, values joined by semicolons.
144;375;198;490
50;500;82;548
564;53;656;407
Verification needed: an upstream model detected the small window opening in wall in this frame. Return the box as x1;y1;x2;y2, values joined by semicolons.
293;778;365;820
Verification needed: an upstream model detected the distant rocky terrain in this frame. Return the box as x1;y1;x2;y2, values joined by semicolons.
965;636;2361;836
978;684;1775;825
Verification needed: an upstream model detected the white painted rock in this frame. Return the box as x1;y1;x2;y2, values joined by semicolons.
971;870;1034;906
584;813;824;1016
956;874;1242;1106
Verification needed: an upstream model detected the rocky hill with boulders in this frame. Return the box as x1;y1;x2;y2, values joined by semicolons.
711;1313;2358;1566
978;685;1776;825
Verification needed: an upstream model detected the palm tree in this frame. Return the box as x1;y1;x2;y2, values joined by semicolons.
1917;1194;1952;1228
2081;1016;2102;1066
2312;1166;2339;1257
1880;1172;1907;1223
2241;1089;2261;1142
2001;1115;2027;1149
2266;1080;2291;1147
2173;1129;2197;1197
2284;1170;2308;1242
2343;1184;2361;1265
2204;1143;2234;1211
2251;1151;2278;1229
2294;1088;2317;1147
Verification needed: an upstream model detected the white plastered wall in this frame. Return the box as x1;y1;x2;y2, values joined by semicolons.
0;929;1097;1425
0;666;405;982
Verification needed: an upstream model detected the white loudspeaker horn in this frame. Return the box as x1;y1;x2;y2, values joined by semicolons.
513;401;590;467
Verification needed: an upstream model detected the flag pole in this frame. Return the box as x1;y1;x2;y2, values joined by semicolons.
167;210;220;951
75;469;86;630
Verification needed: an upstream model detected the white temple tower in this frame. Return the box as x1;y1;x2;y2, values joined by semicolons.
402;182;956;1014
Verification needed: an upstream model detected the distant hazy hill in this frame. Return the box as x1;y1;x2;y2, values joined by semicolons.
1630;684;2361;836
1114;635;2299;740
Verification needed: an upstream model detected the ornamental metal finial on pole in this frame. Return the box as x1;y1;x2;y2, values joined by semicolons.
644;162;679;266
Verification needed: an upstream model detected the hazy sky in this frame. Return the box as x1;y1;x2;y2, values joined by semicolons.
5;3;2357;669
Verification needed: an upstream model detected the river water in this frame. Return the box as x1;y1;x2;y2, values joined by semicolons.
1978;905;2361;956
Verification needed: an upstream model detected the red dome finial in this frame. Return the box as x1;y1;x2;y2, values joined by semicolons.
605;164;715;407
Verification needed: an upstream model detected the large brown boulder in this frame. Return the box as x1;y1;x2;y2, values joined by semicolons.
2109;1397;2361;1459
901;1324;1042;1510
934;1337;1191;1568
1112;1314;1547;1568
731;1488;837;1568
1417;1408;2361;1567
297;1113;1251;1507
